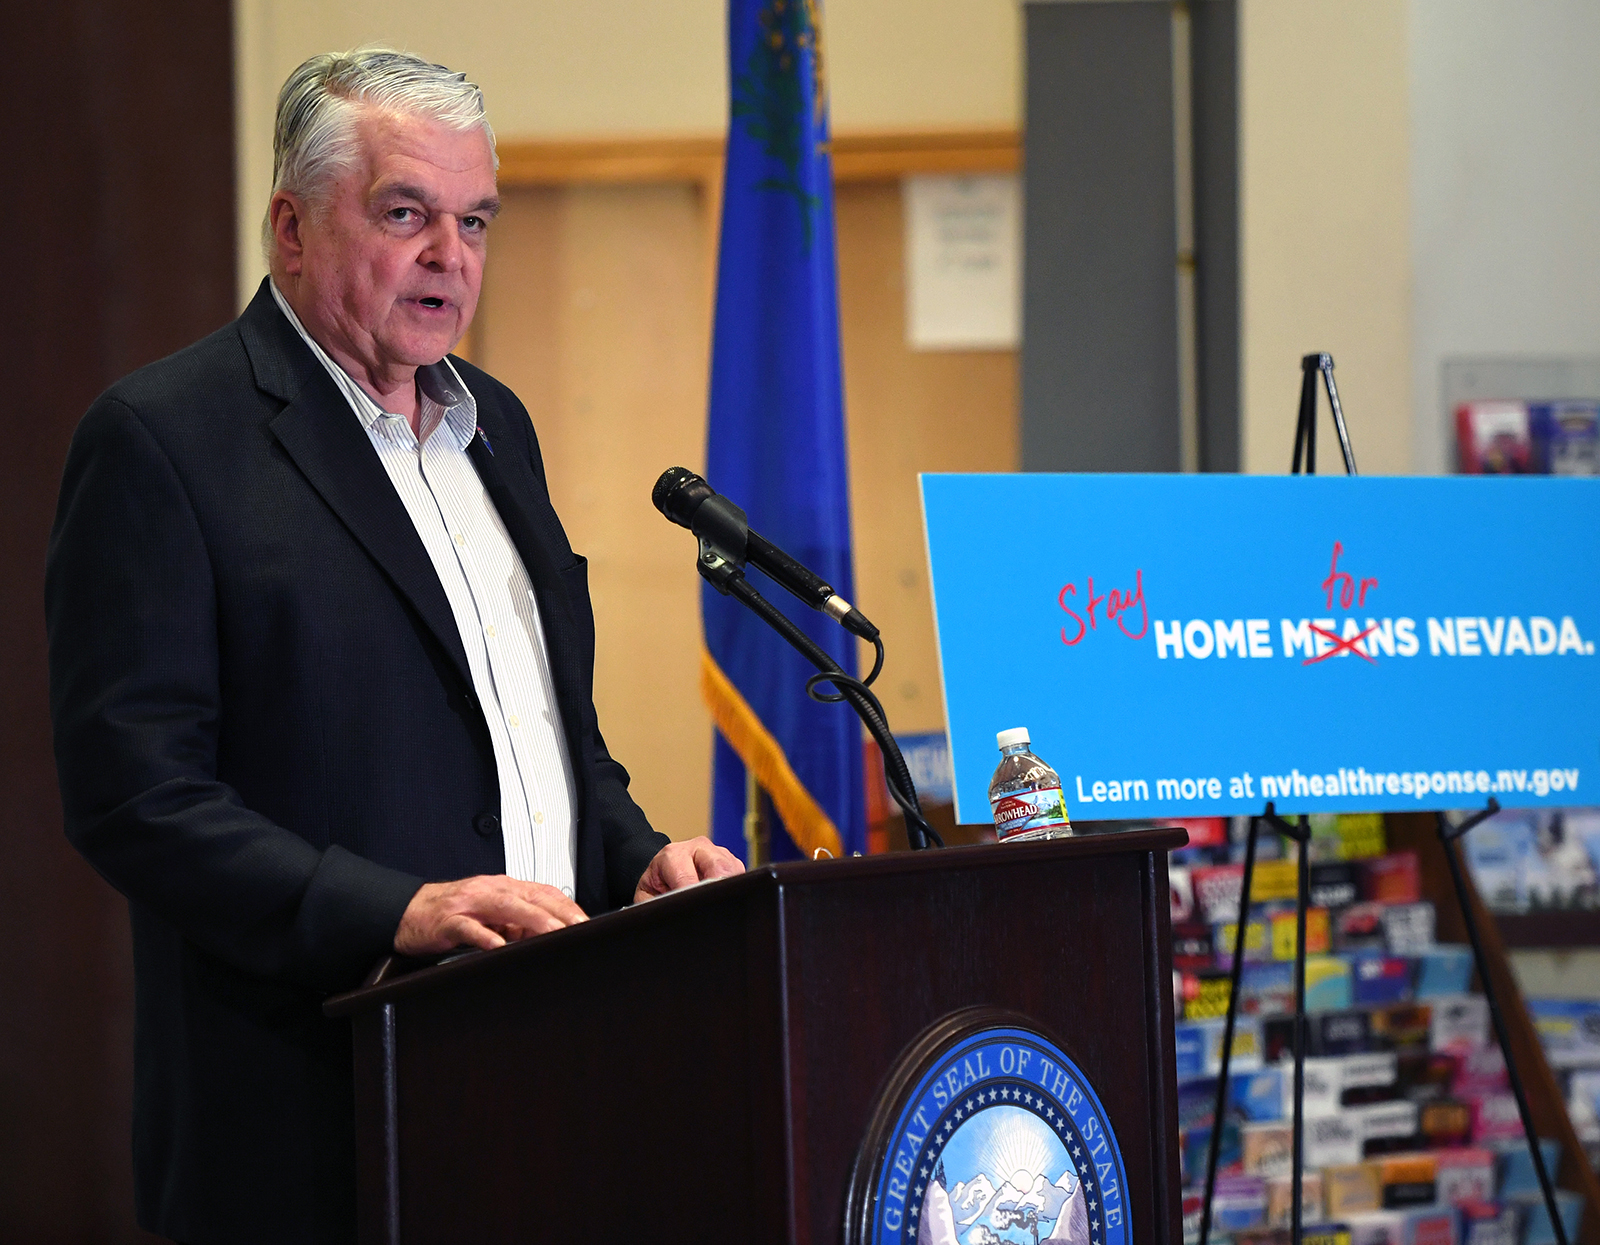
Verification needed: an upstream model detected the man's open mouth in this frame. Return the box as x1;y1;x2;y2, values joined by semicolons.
419;297;445;309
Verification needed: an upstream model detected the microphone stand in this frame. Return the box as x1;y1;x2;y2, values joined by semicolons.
695;537;942;851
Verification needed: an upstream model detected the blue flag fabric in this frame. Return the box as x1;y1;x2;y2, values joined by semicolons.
701;0;865;863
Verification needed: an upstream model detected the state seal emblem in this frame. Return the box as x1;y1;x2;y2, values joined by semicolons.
846;1010;1131;1245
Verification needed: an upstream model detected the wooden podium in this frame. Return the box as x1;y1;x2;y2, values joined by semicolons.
326;828;1187;1244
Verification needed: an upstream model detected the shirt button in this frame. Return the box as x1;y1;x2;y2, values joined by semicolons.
533;810;545;824
561;886;573;899
485;624;496;638
508;714;520;729
454;533;465;547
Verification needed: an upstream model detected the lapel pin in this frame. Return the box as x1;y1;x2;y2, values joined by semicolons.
476;426;494;455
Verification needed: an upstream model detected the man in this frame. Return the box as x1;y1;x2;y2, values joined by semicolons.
46;48;741;1244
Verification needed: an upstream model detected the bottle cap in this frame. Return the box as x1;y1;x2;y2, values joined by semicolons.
996;727;1030;751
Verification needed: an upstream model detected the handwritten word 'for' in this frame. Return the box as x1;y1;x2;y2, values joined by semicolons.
1059;570;1149;645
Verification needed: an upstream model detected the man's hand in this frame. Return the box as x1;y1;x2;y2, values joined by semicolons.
633;836;745;904
394;875;588;956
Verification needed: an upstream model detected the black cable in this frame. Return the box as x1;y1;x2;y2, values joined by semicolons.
806;671;945;848
725;575;942;850
863;635;885;687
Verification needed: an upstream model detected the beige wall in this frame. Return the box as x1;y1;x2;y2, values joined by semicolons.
233;0;1022;302
1238;0;1413;473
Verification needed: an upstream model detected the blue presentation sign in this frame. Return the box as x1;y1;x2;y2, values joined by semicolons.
920;474;1600;822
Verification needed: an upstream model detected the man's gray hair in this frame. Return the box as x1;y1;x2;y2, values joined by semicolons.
264;47;497;258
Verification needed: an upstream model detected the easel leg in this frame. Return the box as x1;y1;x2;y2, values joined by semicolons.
1437;802;1569;1245
1198;815;1262;1245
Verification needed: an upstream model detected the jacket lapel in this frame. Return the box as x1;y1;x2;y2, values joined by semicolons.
238;282;475;692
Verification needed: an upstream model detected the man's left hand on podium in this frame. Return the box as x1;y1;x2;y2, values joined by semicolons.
633;836;745;904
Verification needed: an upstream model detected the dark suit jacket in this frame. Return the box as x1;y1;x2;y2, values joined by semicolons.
45;279;669;1244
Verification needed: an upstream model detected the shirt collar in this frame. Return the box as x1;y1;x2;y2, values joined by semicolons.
269;280;478;449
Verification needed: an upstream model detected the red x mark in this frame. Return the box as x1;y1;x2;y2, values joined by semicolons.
1303;622;1379;666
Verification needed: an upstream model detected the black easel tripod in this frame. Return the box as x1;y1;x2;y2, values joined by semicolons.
1196;354;1569;1245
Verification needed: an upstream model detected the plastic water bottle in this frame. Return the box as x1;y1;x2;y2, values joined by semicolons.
988;728;1073;842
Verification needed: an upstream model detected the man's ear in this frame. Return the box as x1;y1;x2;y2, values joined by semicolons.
269;191;309;275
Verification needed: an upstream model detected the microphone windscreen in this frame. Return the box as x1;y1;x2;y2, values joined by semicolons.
652;467;713;528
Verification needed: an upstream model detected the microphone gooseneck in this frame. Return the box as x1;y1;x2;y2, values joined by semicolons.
652;466;938;850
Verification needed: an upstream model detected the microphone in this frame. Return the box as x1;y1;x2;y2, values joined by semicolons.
652;467;880;641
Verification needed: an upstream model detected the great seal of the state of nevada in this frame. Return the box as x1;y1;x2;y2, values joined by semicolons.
853;1022;1131;1245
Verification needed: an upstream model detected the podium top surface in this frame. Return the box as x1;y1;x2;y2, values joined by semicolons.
324;826;1187;1019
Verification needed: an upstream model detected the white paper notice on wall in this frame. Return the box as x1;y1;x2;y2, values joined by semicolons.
903;173;1021;351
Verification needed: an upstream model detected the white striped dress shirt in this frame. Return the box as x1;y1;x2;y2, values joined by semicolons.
271;283;576;894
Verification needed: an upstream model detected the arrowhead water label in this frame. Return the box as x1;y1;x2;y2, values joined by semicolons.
989;727;1074;842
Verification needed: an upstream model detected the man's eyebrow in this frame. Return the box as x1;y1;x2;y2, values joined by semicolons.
373;183;501;219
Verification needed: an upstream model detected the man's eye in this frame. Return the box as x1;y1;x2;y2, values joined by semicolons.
463;216;485;232
387;207;416;223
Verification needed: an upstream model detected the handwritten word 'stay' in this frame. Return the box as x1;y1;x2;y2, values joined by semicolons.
1059;570;1148;645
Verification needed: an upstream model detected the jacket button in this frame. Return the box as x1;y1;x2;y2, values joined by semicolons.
473;813;500;838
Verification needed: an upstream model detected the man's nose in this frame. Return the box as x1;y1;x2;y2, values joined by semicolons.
419;217;465;273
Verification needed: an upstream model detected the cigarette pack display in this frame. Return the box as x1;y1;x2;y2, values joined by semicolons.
1376;1152;1437;1209
1307;956;1356;1012
1311;861;1364;910
1457;1199;1519;1245
1402;1208;1460;1245
1252;859;1300;903
1240;962;1295;1016
1305;1112;1365;1169
1415;948;1474;1000
1303;1225;1355;1245
1323;1163;1383;1217
1461;813;1534;913
1526;998;1600;1068
1272;906;1332;959
1234;1231;1293;1245
1371;1004;1433;1054
1194;863;1245;924
1455;401;1533;475
1267;1172;1326;1227
1342;1052;1401;1091
1297;1057;1347;1118
1302;1009;1376;1058
1215;918;1272;969
1353;1100;1422;1145
1363;853;1422;905
1381;903;1436;955
1395;1052;1460;1104
1172;866;1196;922
1419;1100;1473;1148
1230;1067;1287;1122
1182;969;1236;1020
1212;1175;1270;1231
1173;921;1217;971
1433;1147;1496;1205
1452;1045;1507;1096
1493;1137;1562;1197
1184;1121;1242;1180
1530;401;1600;475
1179;1077;1219;1129
1349;955;1417;1006
1335;904;1391;952
1182;1190;1205;1245
1344;1209;1412;1245
1467;1094;1524;1144
1242;1120;1294;1177
1217;1016;1266;1074
1510;1189;1583;1245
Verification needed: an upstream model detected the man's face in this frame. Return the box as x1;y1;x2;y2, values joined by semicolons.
280;108;499;374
